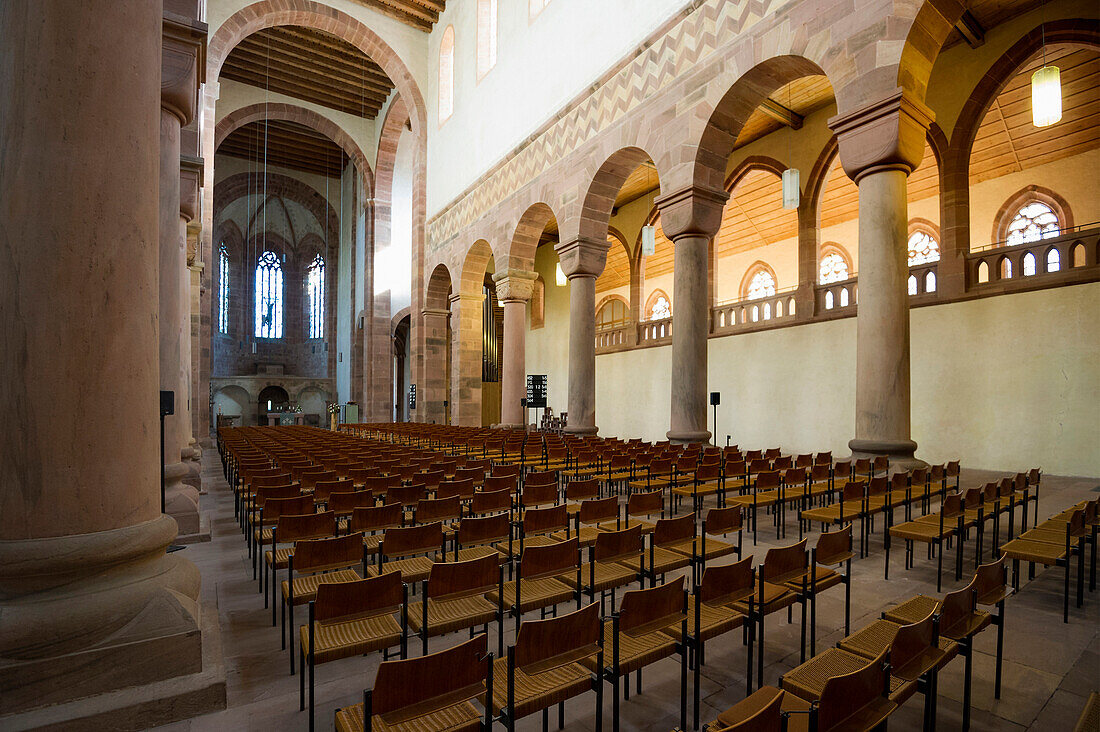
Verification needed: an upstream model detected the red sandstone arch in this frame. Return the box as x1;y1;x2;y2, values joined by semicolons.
376;96;411;208
214;103;374;195
508;202;557;272
208;0;426;135
577;147;659;244
459;240;494;297
425;263;453;311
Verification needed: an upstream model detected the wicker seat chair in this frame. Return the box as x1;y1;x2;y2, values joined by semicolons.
252;493;314;581
564;478;601;519
671;462;726;519
491;601;604;732
408;554;504;656
885;492;966;591
488;537;582;636
301;572;408;731
566;525;643;613
1001;507;1087;623
334;633;493;732
732;540;807;688
619;514;695;589
517;504;571;550
604;489;664;536
369;521;447;585
453;513;513;566
265;510;337;620
414;495;463;538
469;486;513;518
348;502;403;556
557;496;619;548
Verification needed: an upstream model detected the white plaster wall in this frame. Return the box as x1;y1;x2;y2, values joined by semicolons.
215;79;379;171
378;126;416;316
526;244;570;416
427;0;689;215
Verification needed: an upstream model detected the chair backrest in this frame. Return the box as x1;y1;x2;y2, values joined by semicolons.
389;483;427;508
756;471;780;491
293;532;363;574
453;467;485;484
652;514;695;548
972;556;1008;605
704;505;743;535
513;601;601;671
483;474;518;495
760;539;808;584
726;459;748;480
962;487;983;510
890;609;937;673
314;571;403;623
470;487;512;516
815;524;853;565
437;478;476;501
526;470;558;487
593;525;642;563
867;476;888;497
699;555;754;606
749;458;772;475
772;456;793;471
626;489;663;520
420;469;445;490
275;510;336;543
696;463;721;482
521;482;558;509
578;496;619;526
456;513;510;547
301;469;337;490
251;472;293;490
816;649;891;732
783;467;807;486
522;504;569;537
329;489;375;516
565;478;599;502
890;473;909;493
619;575;685;635
428;554;499;600
382;522;445;559
416;495;462;525
261;494;315;523
255;484;303;506
313;478;353;503
370;634;490;723
364;475;400;494
519;536;579;581
710;686;785;732
840;480;865;504
796;454;814;468
350;502;403;533
939;578;977;633
492;464;520;478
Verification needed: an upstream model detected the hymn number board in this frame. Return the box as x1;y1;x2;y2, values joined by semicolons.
526;374;547;408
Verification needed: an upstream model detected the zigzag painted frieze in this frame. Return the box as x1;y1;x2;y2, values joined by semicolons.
427;0;778;251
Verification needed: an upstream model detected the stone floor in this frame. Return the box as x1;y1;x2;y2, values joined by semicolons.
153;452;1099;731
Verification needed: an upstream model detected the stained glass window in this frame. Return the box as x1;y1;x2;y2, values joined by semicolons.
907;231;940;266
1007;202;1060;246
819;251;849;284
218;244;230;334
307;254;324;339
254;251;283;339
649;295;671;320
746;269;776;300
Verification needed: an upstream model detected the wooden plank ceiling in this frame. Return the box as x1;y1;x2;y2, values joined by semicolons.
346;0;446;32
221;26;395;118
218;120;348;178
596;235;632;292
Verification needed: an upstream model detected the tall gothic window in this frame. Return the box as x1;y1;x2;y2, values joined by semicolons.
218;244;230;335
254;250;283;339
745;268;777;300
1006;202;1060;246
818;247;850;284
476;0;497;80
907;231;940;266
307;254;325;339
439;26;455;123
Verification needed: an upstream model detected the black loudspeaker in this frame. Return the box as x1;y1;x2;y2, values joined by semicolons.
521;398;527;408
709;391;721;406
160;390;175;416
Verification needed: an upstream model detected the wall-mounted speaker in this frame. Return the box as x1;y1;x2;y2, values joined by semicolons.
160;390;175;417
710;392;721;406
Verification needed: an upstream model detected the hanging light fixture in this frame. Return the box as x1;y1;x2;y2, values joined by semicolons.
781;82;800;209
555;263;567;286
641;224;656;256
1031;17;1061;127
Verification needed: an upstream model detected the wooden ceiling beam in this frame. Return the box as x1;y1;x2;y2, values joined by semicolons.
955;10;985;48
219;66;386;115
759;98;804;130
222;125;345;157
217;144;345;177
221;60;389;106
266;26;387;73
230;41;394;97
344;0;433;31
247;29;393;85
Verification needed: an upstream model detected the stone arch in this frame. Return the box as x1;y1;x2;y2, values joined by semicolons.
459;239;494;297
725;156;788;192
819;242;853;284
943;20;1099;253
644;288;672;320
391;306;412;334
991;185;1075;247
214;172;339;246
214;102;374;196
425;263;453;311
739;260;779;300
576;147;661;243
376;96;410;208
208;0;426;136
509;202;557;272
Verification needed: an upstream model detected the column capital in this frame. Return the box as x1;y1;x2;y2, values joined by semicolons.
492;269;538;302
179;156;202;222
828;89;934;183
421;307;451;320
653;184;729;240
161;16;206;125
554;237;609;278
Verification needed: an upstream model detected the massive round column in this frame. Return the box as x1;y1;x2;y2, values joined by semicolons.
494;270;537;429
555;238;610;435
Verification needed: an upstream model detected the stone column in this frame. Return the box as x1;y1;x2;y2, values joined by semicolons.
829;91;933;465
555;238;610;435
493;270;537;429
0;1;222;725
449;292;485;426
795;201;819;318
654;186;728;444
420;309;450;424
179;162;202;491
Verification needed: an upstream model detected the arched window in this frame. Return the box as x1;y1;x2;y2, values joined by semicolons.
1006;202;1061;246
438;26;455;124
645;290;671;320
596;297;628;329
218;243;230;335
476;0;497;81
530;0;550;20
307;253;324;339
743;265;777;301
907;230;940;266
818;244;851;284
254;250;283;339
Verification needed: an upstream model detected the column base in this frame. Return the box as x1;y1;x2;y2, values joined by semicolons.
848;438;927;470
563;425;598;436
667;429;712;445
165;462;201;536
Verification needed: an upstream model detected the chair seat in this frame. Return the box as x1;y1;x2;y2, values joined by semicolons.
668;536;739;562
882;595;940;625
584;620;679;676
301;613;403;664
265;546;293;569
367;555;439;584
489;576;575;614
712;686;811;730
728;492;779;509
782;648;912;703
363;533;385;554
282;569;363;604
552;526;602;548
618;546;691;576
732;581;797;615
889;520;955;542
1001;538;1068;565
490;657;593;720
564;560;638;594
598;519;656;536
334;700;483;732
519;533;566;550
838;619;959;678
671;480;723;498
455;545;510;564
665;597;744;644
408;594;498;636
799;506;851;524
784;566;842;595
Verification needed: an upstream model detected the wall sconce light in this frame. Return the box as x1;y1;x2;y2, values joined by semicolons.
641;225;656;256
1032;64;1062;127
555;263;567;287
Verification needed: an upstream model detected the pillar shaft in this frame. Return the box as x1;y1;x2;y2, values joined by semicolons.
420;310;450;424
159;110;184;460
449;293;483;426
500;300;527;428
565;275;598;434
667;234;711;443
851;168;915;453
0;0;208;718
